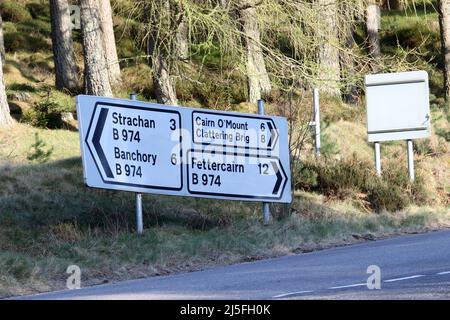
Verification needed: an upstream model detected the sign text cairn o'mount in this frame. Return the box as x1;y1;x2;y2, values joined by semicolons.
192;110;279;151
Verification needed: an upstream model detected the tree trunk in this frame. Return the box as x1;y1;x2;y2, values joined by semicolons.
0;14;5;65
176;15;189;61
339;1;359;105
366;1;381;72
50;0;79;91
173;0;189;61
153;54;178;105
385;0;404;10
439;0;450;99
238;0;271;103
80;0;113;97
98;0;121;86
0;55;12;127
316;0;341;97
147;0;178;105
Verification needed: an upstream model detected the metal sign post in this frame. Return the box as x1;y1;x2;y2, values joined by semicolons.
374;141;381;176
258;99;271;225
407;139;415;181
129;93;143;234
313;88;321;157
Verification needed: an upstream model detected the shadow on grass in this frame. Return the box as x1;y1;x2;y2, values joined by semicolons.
3;59;40;83
0;157;251;233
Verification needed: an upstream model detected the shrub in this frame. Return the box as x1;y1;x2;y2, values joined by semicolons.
22;90;75;129
2;255;32;280
294;165;318;190
293;154;427;212
26;133;53;164
366;179;410;212
318;122;339;157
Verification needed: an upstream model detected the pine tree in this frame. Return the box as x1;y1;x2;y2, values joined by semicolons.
439;0;450;99
238;0;272;103
80;0;113;96
98;0;121;85
50;0;79;91
0;50;12;127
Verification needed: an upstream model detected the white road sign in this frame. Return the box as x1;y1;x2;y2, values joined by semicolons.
187;150;288;201
77;95;291;203
84;102;182;191
192;111;278;151
365;71;431;142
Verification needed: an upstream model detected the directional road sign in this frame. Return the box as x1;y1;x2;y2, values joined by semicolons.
85;102;182;191
187;150;288;200
192;111;278;151
77;95;291;203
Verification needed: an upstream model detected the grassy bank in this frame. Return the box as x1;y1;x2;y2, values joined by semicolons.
0;123;449;298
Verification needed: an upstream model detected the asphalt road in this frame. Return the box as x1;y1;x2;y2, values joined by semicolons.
16;229;450;300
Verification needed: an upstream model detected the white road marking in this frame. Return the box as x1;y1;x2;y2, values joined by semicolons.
329;283;366;290
384;275;425;283
273;290;314;298
437;271;450;275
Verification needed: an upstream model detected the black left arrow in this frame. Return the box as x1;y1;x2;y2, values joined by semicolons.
271;161;283;195
92;108;114;178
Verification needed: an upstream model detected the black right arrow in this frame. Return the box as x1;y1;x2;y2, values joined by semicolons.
271;161;283;195
92;107;114;178
266;121;278;149
267;121;273;147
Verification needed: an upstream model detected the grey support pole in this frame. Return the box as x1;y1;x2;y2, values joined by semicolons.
374;142;381;176
130;92;144;234
258;99;270;225
407;139;415;182
313;88;321;157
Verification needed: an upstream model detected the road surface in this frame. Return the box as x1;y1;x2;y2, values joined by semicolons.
16;229;450;300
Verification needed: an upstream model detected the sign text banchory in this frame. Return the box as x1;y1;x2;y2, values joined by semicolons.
77;95;291;203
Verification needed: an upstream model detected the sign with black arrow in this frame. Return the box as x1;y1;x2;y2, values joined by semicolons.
78;97;184;195
187;150;288;200
77;95;291;203
192;111;278;151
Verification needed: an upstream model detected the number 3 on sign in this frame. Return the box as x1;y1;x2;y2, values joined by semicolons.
170;119;177;130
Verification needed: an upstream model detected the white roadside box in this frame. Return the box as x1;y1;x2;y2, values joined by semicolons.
365;70;431;181
365;70;431;142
